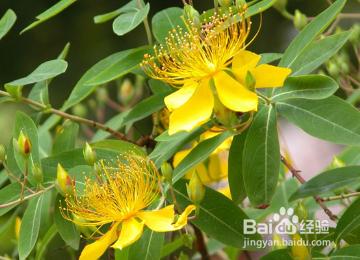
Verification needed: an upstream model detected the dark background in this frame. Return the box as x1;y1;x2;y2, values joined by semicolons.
0;0;340;107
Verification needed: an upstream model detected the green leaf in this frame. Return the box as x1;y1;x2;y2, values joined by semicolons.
172;131;233;184
173;180;262;249
0;9;16;40
152;7;184;43
243;105;280;206
271;75;338;102
128;229;164;260
289;166;360;201
260;249;292;260
5;59;67;89
149;126;207;168
228;131;247;203
21;0;77;34
279;0;346;67
289;31;351;75
148;79;173;94
91;112;129;142
94;0;143;24
335;198;360;244
277;96;360;145
113;3;150;36
259;53;282;65
18;195;44;260
54;195;80;249
52;121;79;154
336;146;360;166
330;245;360;258
124;91;171;131
0;183;22;216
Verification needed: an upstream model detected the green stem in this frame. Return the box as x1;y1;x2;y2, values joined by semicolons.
35;224;57;260
137;0;153;45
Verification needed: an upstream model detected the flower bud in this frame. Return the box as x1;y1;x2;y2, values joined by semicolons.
294;10;308;31
32;164;43;184
83;142;96;166
96;87;108;103
291;233;310;260
161;162;173;183
119;79;135;105
186;171;206;205
17;131;31;157
273;0;287;12
326;60;340;78
0;144;6;163
184;4;200;27
15;217;21;240
56;164;73;196
218;0;232;7
350;24;360;45
294;201;308;221
72;104;87;118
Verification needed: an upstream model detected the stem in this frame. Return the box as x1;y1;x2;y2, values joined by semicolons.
3;163;36;194
0;184;55;209
280;155;338;221
137;0;153;45
20;157;29;200
192;224;210;260
0;90;135;145
321;192;360;202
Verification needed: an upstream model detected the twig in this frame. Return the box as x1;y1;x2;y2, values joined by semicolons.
0;184;55;209
321;192;360;202
0;90;136;145
192;224;210;260
3;163;36;194
280;155;338;221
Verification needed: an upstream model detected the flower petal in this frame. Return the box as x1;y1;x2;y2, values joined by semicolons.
111;218;144;250
164;81;197;111
137;205;196;232
79;223;119;260
213;71;258;112
168;80;213;135
251;64;292;88
232;51;261;82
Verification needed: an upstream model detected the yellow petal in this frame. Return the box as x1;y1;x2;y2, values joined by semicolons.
213;71;258;112
251;64;292;88
168;80;214;135
79;223;119;260
137;205;196;232
111;218;144;250
232;51;261;82
217;186;232;199
208;153;228;181
164;81;197;111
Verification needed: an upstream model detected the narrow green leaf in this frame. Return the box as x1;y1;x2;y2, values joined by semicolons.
277;96;360;145
152;7;184;43
173;180;262;248
290;31;351;75
112;3;150;36
335;198;360;243
91;112;129;142
172;131;233;184
52;121;79;154
243;105;280;206
18;195;44;260
0;9;16;40
54;196;80;249
228;131;247;203
336;146;360;166
259;53;282;65
128;229;164;260
290;166;360;201
21;0;77;33
94;0;143;24
279;0;346;67
272;75;338;102
330;245;360;258
260;249;292;260
0;183;22;216
5;59;67;89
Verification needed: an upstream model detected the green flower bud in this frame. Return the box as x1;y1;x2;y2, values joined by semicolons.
96;87;108;103
56;164;73;196
326;61;340;78
32;164;43;184
273;0;287;12
349;24;360;45
119;79;135;105
294;10;308;31
161;162;173;183
72;104;87;118
294;201;308;221
218;0;232;7
17;131;31;157
184;4;200;27
186;172;206;205
83;142;96;166
0;144;6;163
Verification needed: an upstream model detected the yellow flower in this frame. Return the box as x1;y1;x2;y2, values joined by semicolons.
174;128;232;198
62;155;195;260
142;9;291;135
